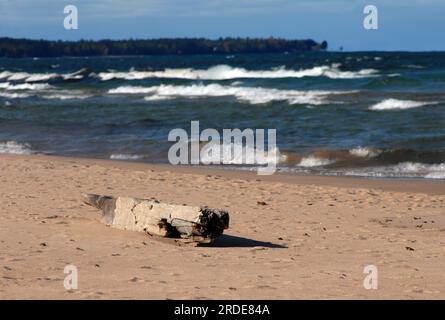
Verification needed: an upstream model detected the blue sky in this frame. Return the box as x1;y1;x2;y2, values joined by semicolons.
0;0;444;51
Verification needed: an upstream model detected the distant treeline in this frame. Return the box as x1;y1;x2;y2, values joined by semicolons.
0;37;327;58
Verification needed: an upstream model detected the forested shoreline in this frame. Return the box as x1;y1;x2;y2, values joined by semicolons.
0;37;327;58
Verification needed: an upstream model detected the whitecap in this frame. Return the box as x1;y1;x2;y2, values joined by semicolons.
110;154;143;160
0;92;31;99
369;99;437;111
144;94;174;101
0;141;32;155
41;91;91;100
425;172;445;179
108;86;158;94
0;82;52;91
0;70;88;83
25;73;59;82
110;83;354;105
349;147;381;158
343;162;445;179
297;156;336;167
200;142;286;165
98;64;379;81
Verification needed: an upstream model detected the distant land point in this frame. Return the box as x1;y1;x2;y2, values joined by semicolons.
0;37;328;58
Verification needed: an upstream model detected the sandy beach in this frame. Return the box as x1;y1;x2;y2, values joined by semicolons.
0;154;444;299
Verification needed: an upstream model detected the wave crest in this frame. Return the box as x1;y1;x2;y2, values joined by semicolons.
200;142;285;165
0;69;88;83
0;82;52;91
98;64;378;81
349;147;381;158
110;154;143;160
0;141;32;155
297;156;336;167
342;162;445;179
370;99;437;110
110;84;354;105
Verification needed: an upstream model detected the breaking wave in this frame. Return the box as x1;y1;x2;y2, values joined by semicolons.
0;141;33;155
425;172;445;179
349;147;381;158
0;69;88;83
109;84;354;105
0;65;378;85
297;156;336;167
200;142;286;165
369;99;438;110
98;64;378;81
110;154;143;160
342;162;445;179
144;95;175;101
273;148;445;180
0;91;31;99
0;81;91;100
41;91;92;100
109;86;158;94
0;71;59;82
0;82;52;91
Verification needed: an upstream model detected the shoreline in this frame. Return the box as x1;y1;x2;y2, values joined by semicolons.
1;153;444;299
2;153;443;195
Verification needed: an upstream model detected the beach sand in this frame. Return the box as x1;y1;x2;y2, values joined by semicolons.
0;154;444;299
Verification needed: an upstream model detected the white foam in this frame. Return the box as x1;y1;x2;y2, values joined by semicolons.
0;82;52;91
349;147;381;158
110;154;143;160
0;70;86;83
0;82;90;99
0;92;31;99
98;64;378;81
425;172;445;179
25;73;59;82
143;94;174;101
200;142;285;165
110;84;353;105
0;72;57;82
63;74;84;81
62;68;88;81
5;72;30;81
370;99;436;110
0;71;13;81
42;92;91;100
343;162;445;179
0;141;32;155
391;162;445;173
297;156;336;167
108;86;158;94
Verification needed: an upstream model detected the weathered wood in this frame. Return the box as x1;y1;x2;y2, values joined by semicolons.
82;194;229;243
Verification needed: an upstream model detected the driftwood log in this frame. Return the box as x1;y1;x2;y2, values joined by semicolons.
82;194;229;244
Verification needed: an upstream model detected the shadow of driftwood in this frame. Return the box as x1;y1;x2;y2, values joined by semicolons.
206;234;287;248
